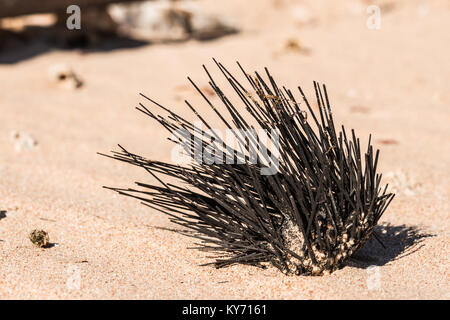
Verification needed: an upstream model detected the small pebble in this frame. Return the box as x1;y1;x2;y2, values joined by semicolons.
29;230;50;248
48;64;83;89
10;131;38;152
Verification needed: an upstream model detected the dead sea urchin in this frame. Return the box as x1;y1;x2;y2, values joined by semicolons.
102;61;395;275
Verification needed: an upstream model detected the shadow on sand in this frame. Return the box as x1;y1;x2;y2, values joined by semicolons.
347;223;435;269
0;21;237;64
0;25;149;64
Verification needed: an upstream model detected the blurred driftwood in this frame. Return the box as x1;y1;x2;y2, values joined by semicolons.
0;0;149;18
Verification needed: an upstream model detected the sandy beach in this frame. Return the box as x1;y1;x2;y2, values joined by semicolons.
0;0;449;299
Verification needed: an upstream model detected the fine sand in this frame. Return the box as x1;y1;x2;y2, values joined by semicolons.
0;0;449;299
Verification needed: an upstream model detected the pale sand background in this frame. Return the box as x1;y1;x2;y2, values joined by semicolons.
0;0;449;299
